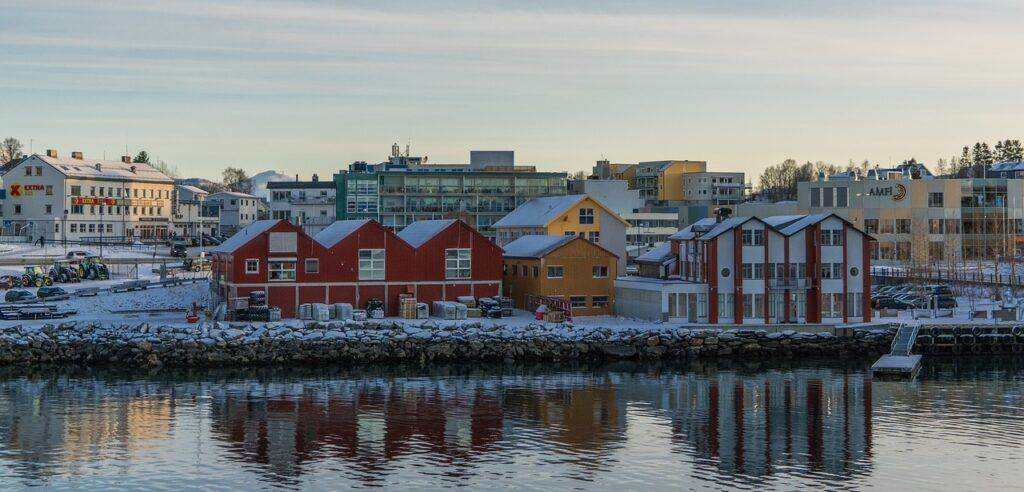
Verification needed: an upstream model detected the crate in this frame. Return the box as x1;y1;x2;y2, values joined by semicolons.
544;311;565;323
456;296;476;308
467;308;482;318
400;297;419;319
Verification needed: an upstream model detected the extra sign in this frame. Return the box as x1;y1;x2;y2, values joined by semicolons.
8;183;49;197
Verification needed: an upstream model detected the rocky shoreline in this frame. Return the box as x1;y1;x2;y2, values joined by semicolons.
0;320;897;367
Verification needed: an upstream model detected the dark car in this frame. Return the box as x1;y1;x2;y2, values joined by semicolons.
36;286;68;299
5;290;34;303
170;243;188;258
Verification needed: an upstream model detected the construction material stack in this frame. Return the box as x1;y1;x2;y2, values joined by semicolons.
399;295;419;319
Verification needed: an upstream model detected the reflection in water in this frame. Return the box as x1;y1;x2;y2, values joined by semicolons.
0;358;1023;489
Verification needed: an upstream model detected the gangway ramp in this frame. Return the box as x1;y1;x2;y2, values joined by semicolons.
871;324;923;380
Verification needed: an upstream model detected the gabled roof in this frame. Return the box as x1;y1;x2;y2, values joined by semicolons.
773;212;863;237
396;219;456;247
635;242;673;264
208;191;258;199
23;154;173;183
212;220;281;254
313;219;371;248
502;235;574;259
668;217;717;240
177;185;208;195
492;195;587;228
695;216;760;241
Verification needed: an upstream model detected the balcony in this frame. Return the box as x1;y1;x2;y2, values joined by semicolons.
767;277;809;290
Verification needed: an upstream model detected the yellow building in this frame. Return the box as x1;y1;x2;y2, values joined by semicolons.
503;235;618;316
635;160;707;202
493;195;630;275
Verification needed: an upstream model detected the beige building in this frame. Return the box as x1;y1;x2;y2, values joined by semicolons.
798;173;1023;264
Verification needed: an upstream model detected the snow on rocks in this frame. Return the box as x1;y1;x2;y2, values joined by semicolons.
0;318;898;367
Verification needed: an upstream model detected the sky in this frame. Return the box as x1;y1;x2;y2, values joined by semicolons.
4;0;1024;181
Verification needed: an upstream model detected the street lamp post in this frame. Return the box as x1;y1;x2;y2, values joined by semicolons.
99;206;104;257
62;210;68;256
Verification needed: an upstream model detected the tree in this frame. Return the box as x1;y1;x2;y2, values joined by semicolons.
960;146;973;168
132;151;150;164
995;139;1024;162
152;160;179;178
973;142;993;166
756;158;817;201
0;137;23;164
936;158;949;176
222;167;252;194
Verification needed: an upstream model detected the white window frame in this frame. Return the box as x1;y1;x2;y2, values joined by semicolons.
592;265;608;278
359;249;385;280
547;265;564;279
570;295;587;308
592;295;609;308
305;258;319;274
445;248;471;279
268;259;296;282
245;259;259;274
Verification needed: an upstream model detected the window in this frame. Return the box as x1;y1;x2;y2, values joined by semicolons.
358;249;385;280
24;166;30;176
533;266;539;277
718;293;734;318
741;229;764;246
592;265;608;278
835;187;848;207
13;205;21;215
268;259;296;281
547;265;564;278
570;296;587;308
445;248;471;279
106;224;112;233
71;204;83;214
880;220;894;234
70;224;77;233
741;263;764;280
579;208;595;224
305;259;319;274
896;219;911;234
592;296;609;308
810;188;820;207
929;219;944;234
245;259;259;274
928;192;944;207
820;229;843;246
71;186;81;196
45;186;53;196
587;231;600;242
269;232;297;253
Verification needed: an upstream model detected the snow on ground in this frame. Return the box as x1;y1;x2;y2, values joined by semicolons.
0;242;162;259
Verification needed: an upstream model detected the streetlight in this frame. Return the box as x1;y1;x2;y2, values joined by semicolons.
99;203;104;258
62;209;68;255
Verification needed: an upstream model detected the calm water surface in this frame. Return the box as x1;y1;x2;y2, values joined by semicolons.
0;358;1023;490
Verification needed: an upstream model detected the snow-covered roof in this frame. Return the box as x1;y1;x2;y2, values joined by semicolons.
775;213;832;235
30;154;173;183
313;219;370;248
668;218;716;240
492;195;587;228
208;191;258;199
992;161;1024;172
212;220;280;254
396;219;455;247
177;185;208;195
694;216;753;241
635;242;673;264
502;235;573;258
761;215;806;228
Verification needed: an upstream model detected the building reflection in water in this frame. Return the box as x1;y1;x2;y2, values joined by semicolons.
0;364;876;487
666;369;872;481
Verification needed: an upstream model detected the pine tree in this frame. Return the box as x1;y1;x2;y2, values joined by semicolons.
995;140;1006;162
132;151;150;164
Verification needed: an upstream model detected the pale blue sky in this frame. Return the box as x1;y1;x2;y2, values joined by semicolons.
4;0;1024;180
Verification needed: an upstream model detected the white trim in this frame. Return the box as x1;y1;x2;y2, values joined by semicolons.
219;280;500;288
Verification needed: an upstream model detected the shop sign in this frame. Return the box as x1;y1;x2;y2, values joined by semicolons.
9;183;48;197
866;183;907;201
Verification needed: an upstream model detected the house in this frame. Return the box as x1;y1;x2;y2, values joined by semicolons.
210;218;503;318
267;174;336;234
614;212;872;324
492;195;629;275
502;235;618;316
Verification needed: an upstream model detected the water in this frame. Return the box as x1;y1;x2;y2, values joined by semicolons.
0;358;1023;490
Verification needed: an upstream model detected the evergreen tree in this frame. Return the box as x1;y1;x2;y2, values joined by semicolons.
132;151;150;164
960;146;973;168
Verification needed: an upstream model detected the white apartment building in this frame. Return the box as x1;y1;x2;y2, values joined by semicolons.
207;191;263;236
266;174;336;234
1;150;174;241
616;212;872;324
171;185;218;239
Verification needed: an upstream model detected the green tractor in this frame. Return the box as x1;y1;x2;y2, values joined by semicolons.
49;260;82;283
78;256;110;281
21;265;53;288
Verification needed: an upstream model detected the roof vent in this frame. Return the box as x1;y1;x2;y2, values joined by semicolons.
94;163;102;171
71;151;84;160
121;155;131;164
46;149;58;158
130;165;137;173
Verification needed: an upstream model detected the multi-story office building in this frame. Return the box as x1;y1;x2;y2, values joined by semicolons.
333;147;568;239
797;169;1024;263
1;150;175;241
635;160;707;202
266;174;336;234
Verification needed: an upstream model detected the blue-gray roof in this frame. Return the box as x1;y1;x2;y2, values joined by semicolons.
211;220;280;254
396;219;456;247
502;235;574;258
492;195;587;228
313;219;371;248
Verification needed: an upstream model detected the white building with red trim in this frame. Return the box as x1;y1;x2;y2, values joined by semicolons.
614;212;873;324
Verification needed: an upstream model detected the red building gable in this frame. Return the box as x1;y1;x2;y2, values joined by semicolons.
211;218;503;318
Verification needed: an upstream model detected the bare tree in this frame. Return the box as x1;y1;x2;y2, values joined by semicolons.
222;167;252;194
152;160;179;178
0;137;23;164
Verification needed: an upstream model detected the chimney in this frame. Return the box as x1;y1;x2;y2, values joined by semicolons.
71;151;83;160
121;155;131;164
46;149;58;158
94;163;102;171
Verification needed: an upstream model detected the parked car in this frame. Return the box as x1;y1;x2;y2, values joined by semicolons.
924;284;954;296
201;234;222;246
36;286;68;299
66;250;91;260
5;290;34;303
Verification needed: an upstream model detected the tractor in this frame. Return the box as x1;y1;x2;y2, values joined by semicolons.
0;275;16;290
21;265;53;288
49;260;81;283
77;256;110;281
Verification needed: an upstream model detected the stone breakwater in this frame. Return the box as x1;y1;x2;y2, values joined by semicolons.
0;320;896;367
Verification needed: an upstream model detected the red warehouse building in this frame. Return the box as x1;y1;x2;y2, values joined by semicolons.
210;218;504;318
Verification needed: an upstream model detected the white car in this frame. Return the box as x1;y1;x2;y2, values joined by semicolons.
66;250;92;260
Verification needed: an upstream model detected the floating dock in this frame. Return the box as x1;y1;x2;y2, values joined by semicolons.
871;324;922;380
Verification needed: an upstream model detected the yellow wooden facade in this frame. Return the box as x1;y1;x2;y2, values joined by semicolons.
503;237;618;316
